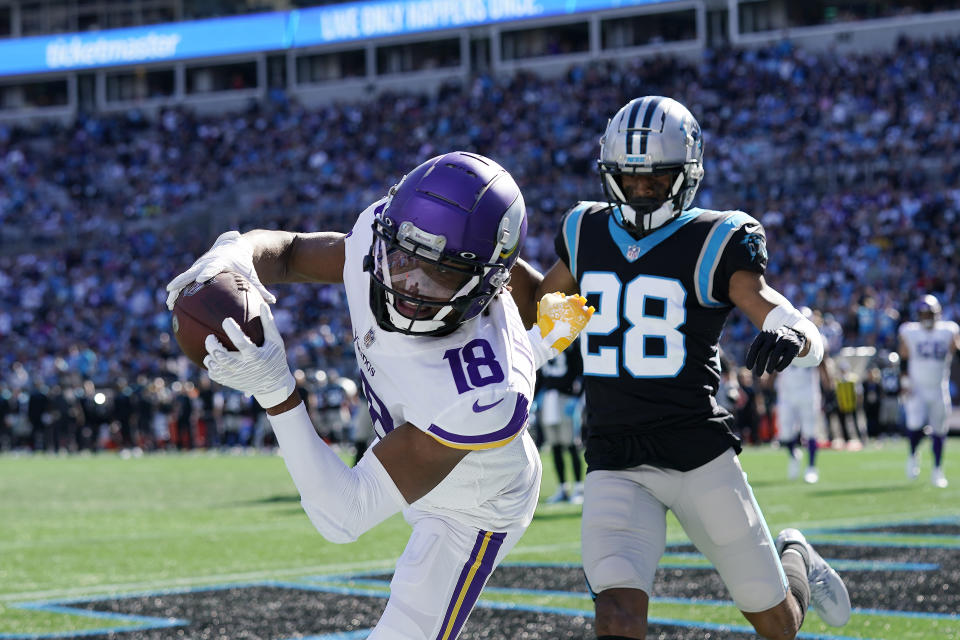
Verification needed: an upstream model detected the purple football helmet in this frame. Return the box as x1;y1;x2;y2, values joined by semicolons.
367;152;527;336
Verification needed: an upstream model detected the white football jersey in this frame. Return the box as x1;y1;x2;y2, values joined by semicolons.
343;200;540;531
899;320;959;389
774;362;821;408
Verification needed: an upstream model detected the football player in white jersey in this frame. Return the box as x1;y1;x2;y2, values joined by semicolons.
774;308;826;483
165;152;593;640
898;294;960;488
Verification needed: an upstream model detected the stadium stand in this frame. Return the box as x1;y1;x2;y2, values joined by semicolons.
1;1;959;452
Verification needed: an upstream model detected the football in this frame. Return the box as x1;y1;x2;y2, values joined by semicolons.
171;271;266;368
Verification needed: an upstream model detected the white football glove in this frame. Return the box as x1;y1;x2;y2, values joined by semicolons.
526;292;595;369
165;230;277;311
203;302;296;410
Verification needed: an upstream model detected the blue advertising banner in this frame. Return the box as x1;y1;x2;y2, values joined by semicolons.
0;0;673;76
0;12;290;76
293;0;668;46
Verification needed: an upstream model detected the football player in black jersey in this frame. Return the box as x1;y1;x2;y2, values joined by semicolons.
508;96;850;639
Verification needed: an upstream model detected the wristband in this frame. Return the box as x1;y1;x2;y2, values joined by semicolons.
527;325;559;369
762;303;824;367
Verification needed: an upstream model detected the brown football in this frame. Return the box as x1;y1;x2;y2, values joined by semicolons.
171;271;265;368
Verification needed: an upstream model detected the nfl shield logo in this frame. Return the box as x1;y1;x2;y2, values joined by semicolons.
626;245;641;261
363;328;376;348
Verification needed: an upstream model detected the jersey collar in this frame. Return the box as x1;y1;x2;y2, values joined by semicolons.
608;206;701;262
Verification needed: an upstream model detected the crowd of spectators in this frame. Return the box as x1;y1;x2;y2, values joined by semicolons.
1;34;959;453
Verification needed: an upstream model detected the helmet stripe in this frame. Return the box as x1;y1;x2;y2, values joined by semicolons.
624;98;645;154
638;96;663;155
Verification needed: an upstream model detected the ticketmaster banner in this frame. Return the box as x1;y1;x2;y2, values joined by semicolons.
0;0;670;76
0;12;290;76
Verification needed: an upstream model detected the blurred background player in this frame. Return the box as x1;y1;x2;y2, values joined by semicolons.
538;337;585;504
821;356;862;449
834;359;864;450
734;366;763;445
898;294;960;488
879;353;905;437
715;352;741;417
861;362;883;443
315;370;350;445
349;385;374;465
774;308;825;483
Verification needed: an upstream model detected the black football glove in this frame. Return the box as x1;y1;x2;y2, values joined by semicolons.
745;327;806;376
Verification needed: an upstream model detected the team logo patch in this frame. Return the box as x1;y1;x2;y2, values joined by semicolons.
472;398;504;413
741;231;767;264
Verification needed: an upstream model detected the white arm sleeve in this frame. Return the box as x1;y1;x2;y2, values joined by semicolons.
762;303;824;368
267;402;408;544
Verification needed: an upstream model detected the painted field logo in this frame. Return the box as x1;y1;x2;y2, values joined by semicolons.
7;520;960;639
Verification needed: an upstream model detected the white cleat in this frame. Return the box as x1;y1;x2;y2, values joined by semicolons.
776;528;851;627
570;482;585;505
788;454;800;480
931;468;948;488
804;467;819;484
906;455;920;480
545;487;569;504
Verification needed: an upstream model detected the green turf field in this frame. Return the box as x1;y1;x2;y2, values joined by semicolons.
1;440;958;639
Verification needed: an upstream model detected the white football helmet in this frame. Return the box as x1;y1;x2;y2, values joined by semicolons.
599;96;704;236
917;294;941;329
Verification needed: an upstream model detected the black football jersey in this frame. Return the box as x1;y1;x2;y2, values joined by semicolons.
319;383;346;411
538;338;583;395
880;367;901;396
555;201;768;471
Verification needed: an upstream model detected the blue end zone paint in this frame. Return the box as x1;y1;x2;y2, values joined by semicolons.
822;516;960;528
667;533;960;551
796;536;960;549
0;602;186;639
290;578;960;626
657;549;938;571
5;518;959;640
828;559;938;571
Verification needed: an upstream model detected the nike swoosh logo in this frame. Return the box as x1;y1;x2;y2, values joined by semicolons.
472;398;504;413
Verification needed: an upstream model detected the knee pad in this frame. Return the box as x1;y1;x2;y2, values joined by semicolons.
586;555;648;593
